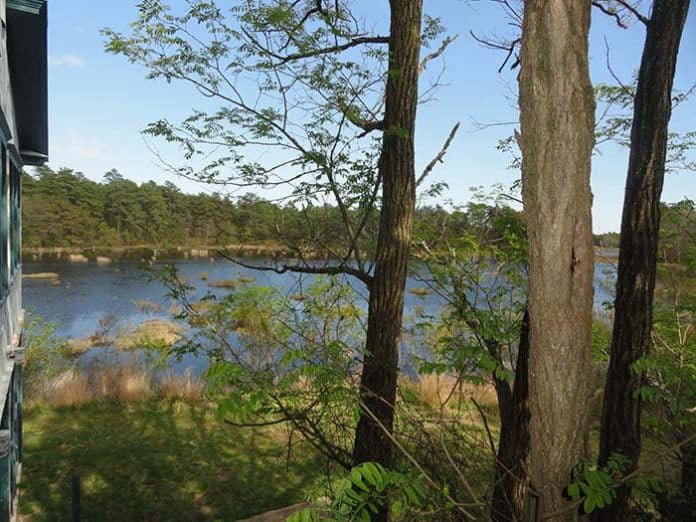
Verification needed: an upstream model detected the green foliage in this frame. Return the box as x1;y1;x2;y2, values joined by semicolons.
591;318;612;361
101;0;388;257
288;463;427;522
157;271;365;467
22;313;71;400
637;257;696;456
595;83;695;174
568;453;664;515
23;166;495;253
658;199;695;265
413;189;527;388
23;166;255;247
100;0;456;275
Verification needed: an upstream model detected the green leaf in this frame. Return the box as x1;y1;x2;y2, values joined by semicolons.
567;483;580;500
584;496;596;514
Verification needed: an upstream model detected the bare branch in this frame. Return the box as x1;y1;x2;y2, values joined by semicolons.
218;251;374;287
470;31;521;73
592;1;628;29
604;37;633;97
613;0;650;26
243;28;389;65
592;0;650;27
500;193;523;205
417;122;460;187
471;397;497;456
419;34;458;74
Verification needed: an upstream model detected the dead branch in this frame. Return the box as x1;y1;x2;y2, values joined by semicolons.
419;34;459;74
218;251;373;287
417;122;460;187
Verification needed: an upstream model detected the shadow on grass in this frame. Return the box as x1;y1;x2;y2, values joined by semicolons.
19;400;324;521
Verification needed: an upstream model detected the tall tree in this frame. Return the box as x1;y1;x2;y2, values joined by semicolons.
518;1;595;519
351;0;422;471
104;2;453;500
595;1;691;520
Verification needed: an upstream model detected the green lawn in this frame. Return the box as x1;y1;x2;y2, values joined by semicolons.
19;401;323;521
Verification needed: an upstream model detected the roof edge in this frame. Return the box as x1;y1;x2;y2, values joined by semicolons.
7;0;45;15
19;150;48;166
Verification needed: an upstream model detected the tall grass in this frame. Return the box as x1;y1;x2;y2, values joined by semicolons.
94;363;153;403
401;374;498;414
33;363;205;407
50;369;91;407
159;368;203;401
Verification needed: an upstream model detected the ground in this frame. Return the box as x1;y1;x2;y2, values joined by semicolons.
19;401;323;521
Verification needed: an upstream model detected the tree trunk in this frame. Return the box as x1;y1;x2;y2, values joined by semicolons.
491;310;530;522
678;441;696;516
518;1;595;520
595;3;690;521
352;0;422;481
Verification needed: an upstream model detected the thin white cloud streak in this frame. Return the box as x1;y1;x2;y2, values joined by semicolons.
48;55;85;68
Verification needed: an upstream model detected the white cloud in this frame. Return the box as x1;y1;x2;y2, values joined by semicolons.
48;55;85;68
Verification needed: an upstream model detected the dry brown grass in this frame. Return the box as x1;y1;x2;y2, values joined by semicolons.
22;272;60;281
159;368;203;401
50;369;92;407
188;301;213;327
207;279;236;289
132;299;163;314
408;287;430;298
67;337;96;356
42;364;154;407
115;319;182;350
36;360;210;407
95;364;153;403
402;374;498;414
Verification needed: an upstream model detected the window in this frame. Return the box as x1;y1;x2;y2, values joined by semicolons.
9;162;19;274
0;143;7;297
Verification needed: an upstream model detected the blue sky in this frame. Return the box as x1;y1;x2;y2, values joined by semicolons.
46;1;695;232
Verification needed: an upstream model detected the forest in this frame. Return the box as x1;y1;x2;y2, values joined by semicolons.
16;1;696;521
23;166;693;264
22;165;524;251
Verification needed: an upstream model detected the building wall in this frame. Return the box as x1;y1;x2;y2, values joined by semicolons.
0;0;18;150
0;141;21;383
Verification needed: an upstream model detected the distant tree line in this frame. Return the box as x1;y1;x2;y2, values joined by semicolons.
594;199;695;264
22;166;523;252
23;166;693;264
23;166;290;248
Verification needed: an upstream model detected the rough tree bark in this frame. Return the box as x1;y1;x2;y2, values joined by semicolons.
491;310;530;522
518;1;595;520
352;0;423;478
594;2;690;521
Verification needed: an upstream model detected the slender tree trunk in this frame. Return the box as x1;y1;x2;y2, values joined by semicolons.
595;2;690;521
675;442;696;519
518;1;595;520
352;0;422;481
491;310;530;522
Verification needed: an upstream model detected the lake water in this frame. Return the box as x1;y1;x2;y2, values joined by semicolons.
22;257;616;372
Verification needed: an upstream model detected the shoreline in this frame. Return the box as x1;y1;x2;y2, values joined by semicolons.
22;244;621;263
